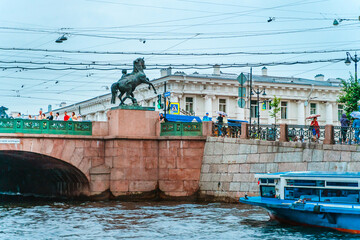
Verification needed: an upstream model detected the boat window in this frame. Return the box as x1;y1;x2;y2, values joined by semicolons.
260;186;276;198
285;187;320;201
326;182;358;187
286;179;325;187
320;189;359;203
259;178;275;184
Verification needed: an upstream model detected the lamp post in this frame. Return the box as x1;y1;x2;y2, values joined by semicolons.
251;88;266;136
345;52;359;81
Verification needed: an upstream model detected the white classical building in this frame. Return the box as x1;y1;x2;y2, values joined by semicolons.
53;66;344;126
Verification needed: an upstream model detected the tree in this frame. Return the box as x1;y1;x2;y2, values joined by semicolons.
269;96;281;125
337;74;360;117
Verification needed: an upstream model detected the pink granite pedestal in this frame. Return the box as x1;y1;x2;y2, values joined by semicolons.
107;108;160;137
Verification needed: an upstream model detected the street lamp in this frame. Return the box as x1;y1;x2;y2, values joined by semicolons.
251;88;266;136
345;52;359;81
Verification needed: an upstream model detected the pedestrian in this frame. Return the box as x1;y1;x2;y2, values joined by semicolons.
42;113;46;120
202;112;211;121
55;112;60;120
28;115;32;119
47;111;54;120
16;112;21;119
216;113;223;136
159;113;167;123
352;117;360;144
71;112;78;121
310;117;320;142
340;113;350;144
38;110;43;120
64;111;70;121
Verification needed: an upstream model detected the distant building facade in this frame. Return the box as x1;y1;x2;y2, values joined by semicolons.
53;66;344;126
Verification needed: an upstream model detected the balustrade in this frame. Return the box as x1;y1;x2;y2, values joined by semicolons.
0;119;92;135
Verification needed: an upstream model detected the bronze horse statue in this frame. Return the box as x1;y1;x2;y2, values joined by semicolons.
0;106;9;118
110;58;157;105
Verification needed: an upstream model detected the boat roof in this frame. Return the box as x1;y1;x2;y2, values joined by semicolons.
256;171;360;179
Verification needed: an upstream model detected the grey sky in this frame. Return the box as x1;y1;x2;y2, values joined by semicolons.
0;0;360;114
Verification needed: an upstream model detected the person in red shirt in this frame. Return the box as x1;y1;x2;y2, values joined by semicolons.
310;117;320;141
64;111;70;121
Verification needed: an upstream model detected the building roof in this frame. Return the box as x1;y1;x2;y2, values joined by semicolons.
169;72;341;87
257;171;360;178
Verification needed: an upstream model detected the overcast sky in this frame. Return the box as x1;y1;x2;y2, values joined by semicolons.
0;0;360;114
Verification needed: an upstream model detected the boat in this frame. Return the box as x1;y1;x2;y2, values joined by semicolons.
239;171;360;234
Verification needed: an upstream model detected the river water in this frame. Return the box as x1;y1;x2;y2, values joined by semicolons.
0;201;356;240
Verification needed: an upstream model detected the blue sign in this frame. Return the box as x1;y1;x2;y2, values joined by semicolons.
169;103;180;114
164;91;171;97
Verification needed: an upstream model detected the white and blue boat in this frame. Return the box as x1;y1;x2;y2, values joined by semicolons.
240;172;360;234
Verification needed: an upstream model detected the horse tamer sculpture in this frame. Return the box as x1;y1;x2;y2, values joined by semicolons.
0;106;9;119
110;58;157;105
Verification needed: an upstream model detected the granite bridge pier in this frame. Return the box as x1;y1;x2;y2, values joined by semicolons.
0;108;359;201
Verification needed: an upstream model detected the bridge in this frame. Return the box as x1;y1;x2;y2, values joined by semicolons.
0;110;358;202
0;109;206;200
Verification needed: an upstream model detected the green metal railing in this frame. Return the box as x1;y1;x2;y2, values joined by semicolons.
160;122;202;136
0;119;92;135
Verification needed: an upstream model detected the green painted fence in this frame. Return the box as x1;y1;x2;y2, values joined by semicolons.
160;122;202;136
0;119;92;135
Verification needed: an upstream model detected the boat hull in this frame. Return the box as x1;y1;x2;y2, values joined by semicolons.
240;197;360;234
267;207;360;234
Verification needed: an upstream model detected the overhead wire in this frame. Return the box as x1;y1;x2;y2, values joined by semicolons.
0;47;357;56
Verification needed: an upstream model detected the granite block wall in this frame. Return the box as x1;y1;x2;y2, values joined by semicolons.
199;137;360;202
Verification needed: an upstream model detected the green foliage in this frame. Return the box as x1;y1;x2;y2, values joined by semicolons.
269;96;281;125
337;75;360;117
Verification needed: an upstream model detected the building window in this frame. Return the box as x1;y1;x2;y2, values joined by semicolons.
219;99;226;113
185;97;194;113
338;104;344;121
310;103;317;115
250;100;258;118
281;101;287;119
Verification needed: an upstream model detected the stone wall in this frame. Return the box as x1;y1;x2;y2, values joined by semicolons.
199;137;360;202
104;137;205;199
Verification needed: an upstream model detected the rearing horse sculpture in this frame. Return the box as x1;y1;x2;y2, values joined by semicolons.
110;58;157;105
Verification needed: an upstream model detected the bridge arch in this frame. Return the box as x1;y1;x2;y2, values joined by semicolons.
0;150;89;199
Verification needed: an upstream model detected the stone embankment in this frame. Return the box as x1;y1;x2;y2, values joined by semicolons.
199;137;360;202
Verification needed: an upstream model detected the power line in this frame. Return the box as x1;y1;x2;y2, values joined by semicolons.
0;21;357;41
0;47;357;56
0;58;345;70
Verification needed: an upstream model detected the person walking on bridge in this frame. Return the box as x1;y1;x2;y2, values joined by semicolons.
64;111;70;121
352;117;360;144
340;114;350;144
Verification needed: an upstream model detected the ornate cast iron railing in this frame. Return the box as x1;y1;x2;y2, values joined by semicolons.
0;119;92;135
248;124;279;141
213;123;242;138
160;122;202;136
287;125;325;143
334;126;360;145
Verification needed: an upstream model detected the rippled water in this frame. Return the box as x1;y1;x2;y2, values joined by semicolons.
0;201;356;240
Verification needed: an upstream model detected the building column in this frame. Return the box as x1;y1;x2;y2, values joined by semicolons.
204;95;213;118
297;101;305;125
326;102;333;125
171;94;179;104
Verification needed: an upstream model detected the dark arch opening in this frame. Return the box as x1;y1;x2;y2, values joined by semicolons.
0;150;89;199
